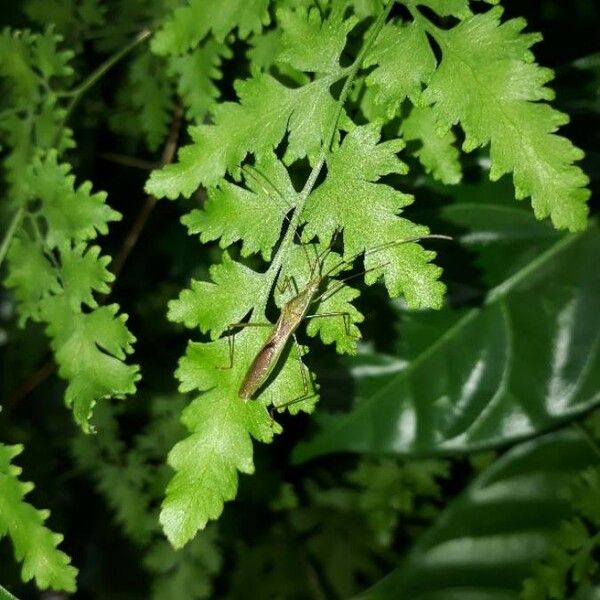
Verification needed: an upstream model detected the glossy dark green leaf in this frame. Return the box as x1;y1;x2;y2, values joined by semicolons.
357;430;599;600
0;585;19;600
294;225;600;462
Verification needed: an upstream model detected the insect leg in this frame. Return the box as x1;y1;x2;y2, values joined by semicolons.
218;322;272;370
304;311;359;338
314;262;390;305
272;334;318;413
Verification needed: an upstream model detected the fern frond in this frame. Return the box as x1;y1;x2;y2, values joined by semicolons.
5;152;139;431
151;0;271;56
0;443;77;591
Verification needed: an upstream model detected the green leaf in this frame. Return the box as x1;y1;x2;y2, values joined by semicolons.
4;151;139;431
307;281;363;354
168;39;230;123
167;252;266;337
24;151;120;247
277;1;358;74
162;327;314;547
0;27;73;104
0;443;77;592
181;154;293;260
303;124;445;309
151;0;270;56
357;430;598;600
364;21;436;117
146;72;338;198
43;300;139;430
400;105;462;185
110;51;173;151
293;223;600;462
418;6;590;230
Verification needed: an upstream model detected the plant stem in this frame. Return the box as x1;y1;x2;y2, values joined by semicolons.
0;206;24;271
2;30;153;273
262;0;395;306
63;28;152;120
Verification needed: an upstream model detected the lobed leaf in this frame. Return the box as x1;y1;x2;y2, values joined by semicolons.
0;443;77;591
146;72;338;198
163;327;314;546
151;0;270;56
168;39;231;123
400;105;462;185
303;124;445;309
419;6;590;230
181;153;294;260
5;151;139;431
168;252;266;338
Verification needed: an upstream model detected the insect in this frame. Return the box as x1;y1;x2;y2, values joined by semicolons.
220;165;450;409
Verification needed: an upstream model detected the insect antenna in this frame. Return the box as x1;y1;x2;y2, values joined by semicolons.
323;234;453;279
311;234;452;305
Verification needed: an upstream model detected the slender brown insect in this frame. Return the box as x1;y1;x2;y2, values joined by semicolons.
221;166;451;409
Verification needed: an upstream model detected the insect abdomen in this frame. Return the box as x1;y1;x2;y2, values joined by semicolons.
238;340;281;400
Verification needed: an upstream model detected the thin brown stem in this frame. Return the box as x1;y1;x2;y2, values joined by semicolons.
109;103;183;282
98;153;158;171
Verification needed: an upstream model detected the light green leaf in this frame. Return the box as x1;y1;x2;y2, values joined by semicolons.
307;281;363;354
168;40;231;123
401;105;462;184
162;326;313;547
364;21;436;117
25;151;120;248
4;233;60;323
167;252;266;337
181;153;293;259
303;124;445;309
4;151;139;431
420;6;590;230
0;443;77;591
43;301;139;430
146;73;338;198
277;1;358;74
151;0;270;56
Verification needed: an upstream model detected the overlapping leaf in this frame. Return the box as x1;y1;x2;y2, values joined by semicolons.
419;5;590;230
151;0;271;56
0;28;74;196
145;2;359;198
294;218;600;463
181;154;294;260
169;39;231;123
364;3;590;229
163;327;313;547
358;430;598;600
0;443;77;591
400;105;462;184
303;124;445;309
